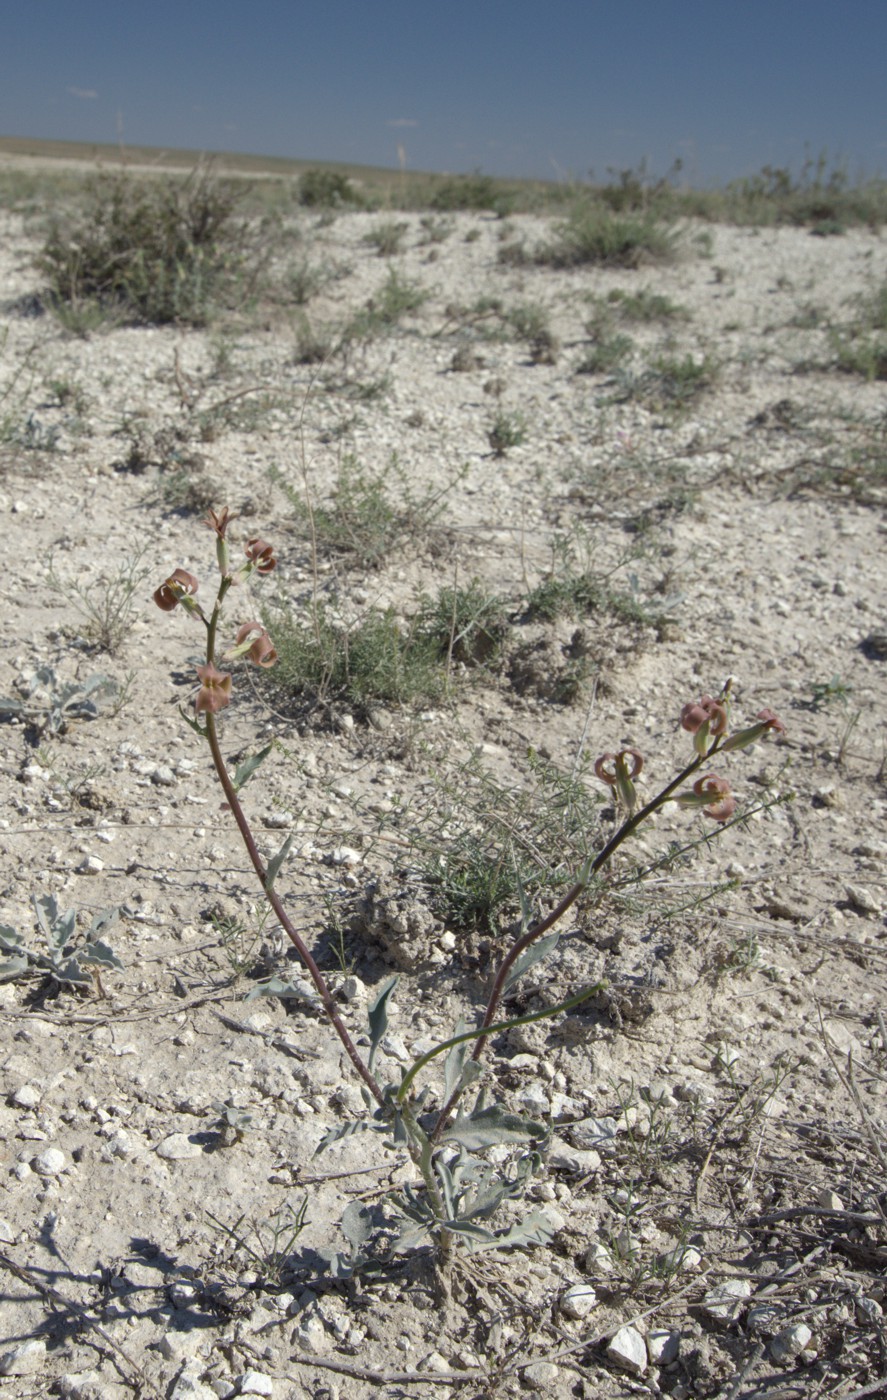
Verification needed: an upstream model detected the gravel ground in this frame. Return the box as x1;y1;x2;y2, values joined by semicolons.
0;166;885;1399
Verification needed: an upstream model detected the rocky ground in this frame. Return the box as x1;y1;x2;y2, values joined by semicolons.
0;162;885;1399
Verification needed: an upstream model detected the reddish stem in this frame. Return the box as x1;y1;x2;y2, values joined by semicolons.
202;589;383;1106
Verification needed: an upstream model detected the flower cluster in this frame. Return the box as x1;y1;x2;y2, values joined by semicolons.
154;510;278;715
593;691;785;825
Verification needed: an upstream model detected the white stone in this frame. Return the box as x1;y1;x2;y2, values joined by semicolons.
156;1133;202;1160
702;1278;753;1322
844;883;881;915
0;1218;15;1244
647;1329;680;1365
606;1325;647;1375
419;1351;450;1373
238;1371;274;1396
12;1084;41;1109
293;1314;328;1354
33;1147;66;1176
58;1369;105;1399
584;1241;615;1274
0;1339;47;1375
77;855;104;875
770;1323;812;1364
561;1283;598;1319
549;1138;601;1174
522;1361;560;1387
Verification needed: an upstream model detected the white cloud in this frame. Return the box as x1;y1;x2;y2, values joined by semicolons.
387;118;418;128
67;86;98;100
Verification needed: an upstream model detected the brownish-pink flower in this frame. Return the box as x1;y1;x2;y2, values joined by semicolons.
594;748;644;813
692;774;735;822
233;620;278;668
245;538;276;574
680;694;728;737
195;663;232;714
154;568;199;612
755;708;786;734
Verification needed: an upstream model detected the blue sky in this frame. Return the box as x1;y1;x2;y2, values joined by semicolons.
3;1;886;185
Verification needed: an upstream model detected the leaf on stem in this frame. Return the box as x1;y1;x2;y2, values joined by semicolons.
367;975;398;1072
233;743;273;793
265;832;295;891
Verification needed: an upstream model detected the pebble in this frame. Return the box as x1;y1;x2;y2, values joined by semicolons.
156;1133;203;1160
0;1218;15;1243
77;855;104;875
770;1322;812;1364
522;1361;560;1388
238;1372;274;1396
329;846;361;866
0;1339;47;1375
339;974;366;1001
560;1283;598;1319
844;883;882;915
12;1084;41;1109
584;1241;615;1274
419;1351;451;1373
152;765;177;786
58;1370;107;1399
606;1325;647;1375
816;1188;844;1211
647;1329;680;1365
701;1278;753;1322
33;1147;66;1176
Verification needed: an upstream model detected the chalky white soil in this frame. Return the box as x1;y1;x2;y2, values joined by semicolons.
0;168;885;1399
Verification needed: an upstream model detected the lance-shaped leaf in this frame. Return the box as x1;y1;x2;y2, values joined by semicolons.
441;1103;548;1151
245;975;320;1007
51;956;94;987
33;894;76;956
265;832;295;891
460;1211;555;1253
502;931;560;994
315;1119;375;1155
87;907;118;941
80;940;125;972
233;743;273;794
441;1018;484;1103
367;976;398;1072
0;925;29;982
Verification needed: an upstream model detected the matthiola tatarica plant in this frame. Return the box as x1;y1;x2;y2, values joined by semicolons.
156;510;786;1269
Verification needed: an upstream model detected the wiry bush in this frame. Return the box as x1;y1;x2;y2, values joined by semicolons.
38;165;255;327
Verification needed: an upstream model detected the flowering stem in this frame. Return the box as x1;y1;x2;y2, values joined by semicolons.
202;585;384;1107
430;740;720;1141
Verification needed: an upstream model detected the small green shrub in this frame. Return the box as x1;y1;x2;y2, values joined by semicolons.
417;580;508;666
576;331;634;375
38;165;254;326
362;220;409;257
298;168;361;208
488;409;527;456
275;453;459;569
537;202;677;268
430;171;509;213
348;269;428;338
604;288;688;322
267;603;445;710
